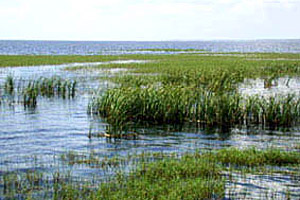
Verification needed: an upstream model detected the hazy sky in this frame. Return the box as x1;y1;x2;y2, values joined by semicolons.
0;0;299;41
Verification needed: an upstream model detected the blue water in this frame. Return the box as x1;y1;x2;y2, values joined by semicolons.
0;40;300;55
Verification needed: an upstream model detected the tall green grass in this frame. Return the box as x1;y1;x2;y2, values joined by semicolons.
4;76;14;95
86;53;300;132
1;76;77;108
90;85;300;130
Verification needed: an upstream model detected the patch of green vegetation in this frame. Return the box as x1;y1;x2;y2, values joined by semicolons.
3;147;300;199
90;85;300;129
60;147;300;170
1;76;77;108
4;76;14;95
93;156;224;200
60;150;129;168
0;53;299;68
85;53;300;131
293;144;300;150
207;147;300;167
0;54;161;67
132;48;206;52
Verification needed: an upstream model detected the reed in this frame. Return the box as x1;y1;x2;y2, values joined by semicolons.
4;76;14;95
87;53;300;132
244;94;300;128
89;85;300;130
23;81;38;108
1;76;77;108
36;77;77;98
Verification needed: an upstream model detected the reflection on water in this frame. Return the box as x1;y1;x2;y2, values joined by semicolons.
0;62;300;198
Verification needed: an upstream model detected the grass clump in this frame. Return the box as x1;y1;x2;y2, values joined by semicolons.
208;147;300;167
23;82;38;108
133;48;206;52
35;77;77;98
21;77;77;107
245;94;300;127
57;153;225;200
89;85;195;126
86;53;300;132
90;85;300;130
4;76;14;95
1;76;77;108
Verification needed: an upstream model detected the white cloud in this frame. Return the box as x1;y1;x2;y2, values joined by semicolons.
0;0;299;40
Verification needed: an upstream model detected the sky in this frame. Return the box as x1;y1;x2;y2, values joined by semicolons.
0;0;299;41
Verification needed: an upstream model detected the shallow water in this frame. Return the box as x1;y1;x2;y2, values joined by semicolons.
239;77;300;97
225;170;300;199
0;62;300;199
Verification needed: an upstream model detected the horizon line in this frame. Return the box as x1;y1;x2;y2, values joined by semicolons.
1;38;300;42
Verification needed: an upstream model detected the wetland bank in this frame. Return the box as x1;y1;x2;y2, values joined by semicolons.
0;48;300;199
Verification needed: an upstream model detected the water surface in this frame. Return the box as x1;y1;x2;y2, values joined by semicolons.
1;40;300;55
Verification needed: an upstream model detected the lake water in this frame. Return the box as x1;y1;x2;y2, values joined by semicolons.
0;40;300;199
0;40;300;55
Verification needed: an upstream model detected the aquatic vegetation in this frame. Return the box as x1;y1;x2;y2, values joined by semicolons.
1;76;77;108
245;94;300;128
89;85;300;130
97;155;224;200
206;147;300;167
0;54;160;67
2;147;300;199
22;77;77;106
4;75;14;94
84;52;300;132
23;82;38;108
36;77;77;98
132;48;206;52
89;85;194;125
263;74;279;88
1;170;73;199
1;53;300;199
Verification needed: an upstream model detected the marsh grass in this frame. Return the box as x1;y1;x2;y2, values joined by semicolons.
89;85;300;131
0;53;299;68
1;76;77;108
206;147;300;167
4;75;14;95
1;170;73;199
132;48;206;52
0;54;161;67
35;77;77;99
23;82;38;108
22;77;77;107
1;53;300;199
85;53;300;133
2;147;300;199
